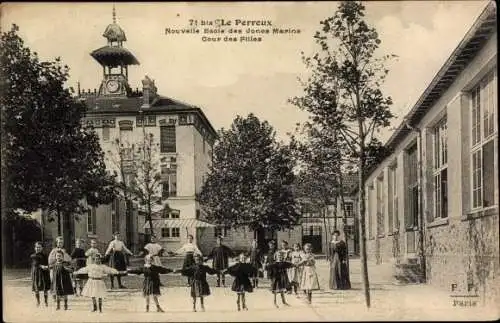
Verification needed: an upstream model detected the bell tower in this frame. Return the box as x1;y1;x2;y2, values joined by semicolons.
90;5;140;97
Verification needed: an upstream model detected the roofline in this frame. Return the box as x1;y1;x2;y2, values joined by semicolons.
85;105;219;139
364;1;496;181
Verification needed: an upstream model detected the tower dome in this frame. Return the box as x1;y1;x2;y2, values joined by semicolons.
103;5;127;43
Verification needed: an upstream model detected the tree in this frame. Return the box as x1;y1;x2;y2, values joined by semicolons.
290;2;395;307
290;123;346;255
106;122;170;240
198;114;300;246
1;25;116;250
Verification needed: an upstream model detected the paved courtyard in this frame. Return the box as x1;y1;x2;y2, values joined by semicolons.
3;258;498;322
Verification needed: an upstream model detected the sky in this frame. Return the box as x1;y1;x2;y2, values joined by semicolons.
1;1;489;143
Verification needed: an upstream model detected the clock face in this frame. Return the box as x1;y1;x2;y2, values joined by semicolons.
106;80;120;93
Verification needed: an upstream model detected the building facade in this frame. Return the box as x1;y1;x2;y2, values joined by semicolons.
42;10;217;253
361;3;498;306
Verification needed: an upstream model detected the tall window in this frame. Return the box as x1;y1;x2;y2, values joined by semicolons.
160;126;176;153
111;199;120;233
433;117;448;219
406;144;419;229
471;70;497;210
388;165;397;233
87;207;97;234
368;185;374;238
161;165;177;198
102;127;110;141
344;202;354;218
376;175;385;236
119;128;133;146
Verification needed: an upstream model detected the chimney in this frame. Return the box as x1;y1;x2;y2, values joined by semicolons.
141;76;152;109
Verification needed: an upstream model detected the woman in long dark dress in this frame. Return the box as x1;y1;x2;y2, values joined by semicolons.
181;254;219;312
224;253;257;311
127;255;174;312
328;230;351;290
31;242;51;307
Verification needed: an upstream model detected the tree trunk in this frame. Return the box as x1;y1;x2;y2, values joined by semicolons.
358;139;371;308
322;207;329;259
147;201;154;238
125;199;134;251
339;176;351;275
57;207;62;236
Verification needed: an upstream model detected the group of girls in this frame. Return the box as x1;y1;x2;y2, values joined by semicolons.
30;234;321;314
30;233;131;312
258;240;320;306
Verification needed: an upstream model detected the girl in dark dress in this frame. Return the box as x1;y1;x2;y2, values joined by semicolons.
329;230;351;290
50;250;74;310
181;254;219;312
128;255;174;312
176;234;203;286
263;240;277;281
71;239;87;296
30;242;51;307
266;252;294;308
206;236;233;287
247;239;262;288
224;253;257;311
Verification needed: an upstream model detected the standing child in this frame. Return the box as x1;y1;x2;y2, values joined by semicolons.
266;252;295;308
263;240;277;281
181;254;219;312
105;232;134;289
247;239;262;288
50;250;74;310
85;239;100;265
127;254;174;312
30;242;51;307
288;243;303;296
48;237;72;301
298;243;320;304
224;253;257;311
74;253;118;313
205;236;233;287
71;239;87;296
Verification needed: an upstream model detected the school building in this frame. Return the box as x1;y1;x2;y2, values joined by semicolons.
41;8;217;253
359;2;498;305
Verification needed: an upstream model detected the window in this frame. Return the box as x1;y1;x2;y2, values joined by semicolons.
161;165;177;198
214;226;229;237
111;199;120;233
406;144;419;229
376;176;385;236
343;225;354;239
102;127;110;141
307;225;322;236
171;227;180;238
344;202;354;218
471;70;497;210
160;126;176;153
196;209;200;219
87;207;97;234
171;211;180;219
368;184;374;238
388;165;398;232
433;117;448;219
161;228;170;238
119;128;133;146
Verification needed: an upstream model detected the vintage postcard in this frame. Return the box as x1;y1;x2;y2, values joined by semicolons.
1;1;498;322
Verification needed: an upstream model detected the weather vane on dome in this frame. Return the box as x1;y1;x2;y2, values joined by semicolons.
112;4;116;24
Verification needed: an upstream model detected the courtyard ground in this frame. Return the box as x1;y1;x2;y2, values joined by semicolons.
3;258;498;322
